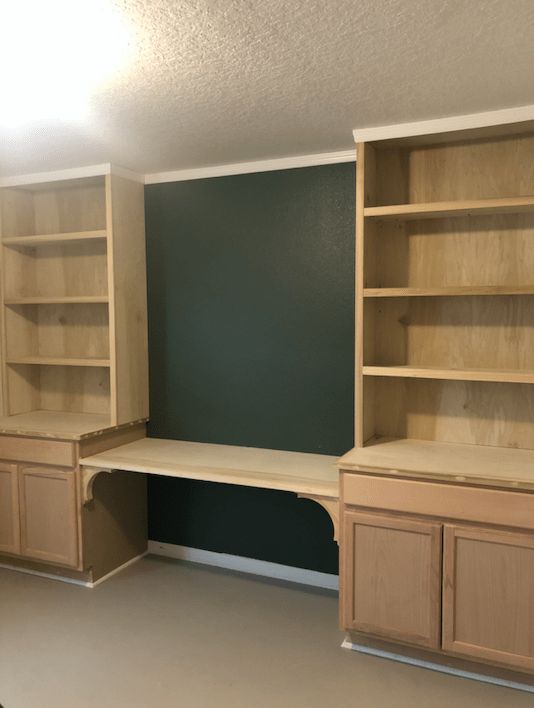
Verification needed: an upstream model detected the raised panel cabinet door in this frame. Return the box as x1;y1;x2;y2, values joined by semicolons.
443;525;534;672
0;463;20;555
18;466;79;568
342;511;442;648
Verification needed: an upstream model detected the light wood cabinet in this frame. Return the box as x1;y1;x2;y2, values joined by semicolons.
18;465;79;568
341;510;442;649
0;462;19;554
443;525;534;672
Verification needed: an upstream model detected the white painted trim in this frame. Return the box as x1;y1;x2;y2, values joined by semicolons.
352;104;534;144
0;551;147;588
89;551;148;587
342;639;534;694
144;149;355;184
0;163;144;187
148;540;339;591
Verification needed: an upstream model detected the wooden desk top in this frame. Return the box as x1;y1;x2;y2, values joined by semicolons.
80;437;339;498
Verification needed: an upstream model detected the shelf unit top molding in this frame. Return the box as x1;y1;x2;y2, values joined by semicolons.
352;104;534;144
0;163;144;189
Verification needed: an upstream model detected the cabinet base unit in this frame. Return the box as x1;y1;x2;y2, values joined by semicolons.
0;421;148;584
338;461;534;677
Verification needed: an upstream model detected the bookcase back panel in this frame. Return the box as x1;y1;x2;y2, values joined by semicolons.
1;178;106;238
6;365;110;416
365;296;534;370
4;241;108;299
367;377;534;449
5;304;110;360
372;134;534;206
366;214;534;289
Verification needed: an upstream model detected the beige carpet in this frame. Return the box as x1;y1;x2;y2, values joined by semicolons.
0;556;531;708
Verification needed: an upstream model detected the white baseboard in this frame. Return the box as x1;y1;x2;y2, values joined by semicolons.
0;551;147;589
148;540;339;591
342;639;534;694
89;551;148;588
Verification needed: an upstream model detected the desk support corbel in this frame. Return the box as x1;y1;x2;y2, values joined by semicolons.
81;465;115;505
298;494;339;544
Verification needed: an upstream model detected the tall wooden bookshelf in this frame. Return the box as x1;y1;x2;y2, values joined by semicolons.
355;121;534;463
0;171;148;435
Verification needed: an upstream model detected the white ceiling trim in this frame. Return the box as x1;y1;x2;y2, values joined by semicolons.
144;149;356;184
0;163;144;187
353;104;534;143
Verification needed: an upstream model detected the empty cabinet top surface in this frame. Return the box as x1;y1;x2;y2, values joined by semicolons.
339;438;534;492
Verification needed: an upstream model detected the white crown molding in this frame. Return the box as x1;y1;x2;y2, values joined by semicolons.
0;162;144;187
144;149;355;185
148;540;339;591
352;103;534;143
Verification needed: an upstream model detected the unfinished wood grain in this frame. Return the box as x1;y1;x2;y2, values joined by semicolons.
364;286;534;297
372;133;534;206
4;302;110;362
364;195;534;220
365;296;534;371
106;174;149;426
0;462;19;555
343;473;534;530
0;434;74;466
0;411;112;439
80;437;339;501
0;179;106;238
338;437;534;491
18;465;79;568
366;214;534;290
443;525;534;672
363;366;534;384
2;230;106;247
341;510;441;648
354;143;366;446
371;378;534;449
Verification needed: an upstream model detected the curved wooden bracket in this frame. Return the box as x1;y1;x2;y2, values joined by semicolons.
298;494;340;544
81;465;114;505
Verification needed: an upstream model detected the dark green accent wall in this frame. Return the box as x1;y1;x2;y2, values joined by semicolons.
144;163;355;575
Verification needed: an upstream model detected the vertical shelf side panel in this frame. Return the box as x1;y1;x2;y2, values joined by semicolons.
355;143;376;446
107;174;149;426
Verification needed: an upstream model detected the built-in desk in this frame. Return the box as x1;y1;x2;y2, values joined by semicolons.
80;437;340;540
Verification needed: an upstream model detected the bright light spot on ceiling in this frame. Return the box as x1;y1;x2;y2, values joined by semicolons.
0;0;132;127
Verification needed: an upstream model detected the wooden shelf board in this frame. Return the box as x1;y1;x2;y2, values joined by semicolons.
362;365;534;384
339;438;534;491
80;438;339;499
364;196;534;221
6;357;110;368
2;230;107;247
4;296;109;305
0;411;112;440
363;286;534;298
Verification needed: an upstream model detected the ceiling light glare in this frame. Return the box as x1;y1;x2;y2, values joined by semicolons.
0;0;132;127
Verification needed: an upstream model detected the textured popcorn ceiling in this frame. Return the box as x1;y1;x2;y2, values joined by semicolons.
1;0;534;177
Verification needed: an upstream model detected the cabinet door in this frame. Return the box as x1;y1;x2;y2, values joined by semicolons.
443;525;534;672
342;511;442;648
0;463;20;555
19;466;79;568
